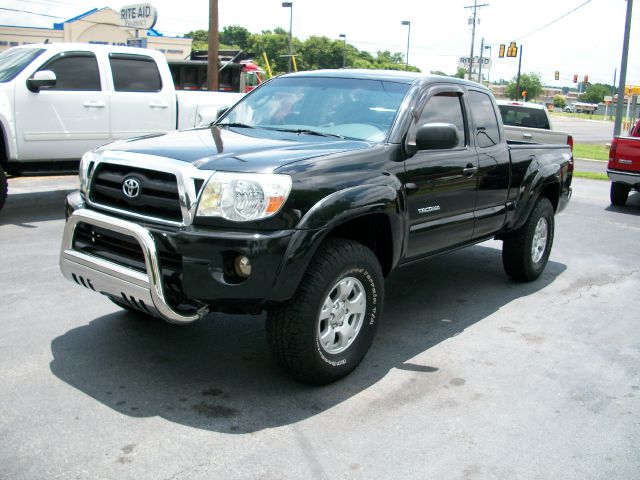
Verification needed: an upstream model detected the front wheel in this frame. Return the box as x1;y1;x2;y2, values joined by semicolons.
502;198;555;282
266;238;384;385
610;182;630;206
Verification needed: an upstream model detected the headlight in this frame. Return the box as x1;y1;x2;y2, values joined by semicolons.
79;151;99;196
196;172;292;222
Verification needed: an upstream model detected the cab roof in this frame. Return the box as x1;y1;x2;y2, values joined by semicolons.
281;69;489;90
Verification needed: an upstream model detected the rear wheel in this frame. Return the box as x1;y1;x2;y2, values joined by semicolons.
266;238;384;385
502;198;555;282
0;165;7;211
610;182;630;206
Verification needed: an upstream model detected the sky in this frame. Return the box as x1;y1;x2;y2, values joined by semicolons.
2;0;639;88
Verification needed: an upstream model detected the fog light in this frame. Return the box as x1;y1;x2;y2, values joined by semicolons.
234;255;252;278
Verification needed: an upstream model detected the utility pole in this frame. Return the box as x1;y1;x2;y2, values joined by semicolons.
614;0;633;137
465;0;489;81
516;44;523;99
478;37;485;83
206;0;219;91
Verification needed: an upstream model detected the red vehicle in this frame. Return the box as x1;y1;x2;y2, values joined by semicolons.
608;119;640;206
169;50;264;93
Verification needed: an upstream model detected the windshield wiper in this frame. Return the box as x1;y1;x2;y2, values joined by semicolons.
267;128;344;139
215;122;255;129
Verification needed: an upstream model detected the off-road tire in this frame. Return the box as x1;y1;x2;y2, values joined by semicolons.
502;197;555;282
0;165;7;211
266;238;384;385
610;182;630;207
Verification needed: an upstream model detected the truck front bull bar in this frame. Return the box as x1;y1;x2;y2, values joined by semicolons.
59;208;208;324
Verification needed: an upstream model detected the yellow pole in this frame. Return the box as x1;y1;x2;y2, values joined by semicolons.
291;55;298;72
262;51;273;78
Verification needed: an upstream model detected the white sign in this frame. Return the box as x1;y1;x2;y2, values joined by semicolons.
458;56;491;70
120;3;157;29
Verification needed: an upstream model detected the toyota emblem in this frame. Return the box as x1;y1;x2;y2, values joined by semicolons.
122;177;141;199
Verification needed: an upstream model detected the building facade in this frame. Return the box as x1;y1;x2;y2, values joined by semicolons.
0;7;192;60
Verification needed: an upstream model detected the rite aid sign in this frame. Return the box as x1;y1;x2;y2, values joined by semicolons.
120;3;158;29
458;56;491;69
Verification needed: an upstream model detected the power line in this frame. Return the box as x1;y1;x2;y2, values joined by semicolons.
514;0;593;41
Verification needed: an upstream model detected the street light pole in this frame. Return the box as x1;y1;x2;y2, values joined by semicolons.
478;37;485;83
339;33;346;68
614;0;634;137
282;2;293;73
401;20;410;71
484;44;492;83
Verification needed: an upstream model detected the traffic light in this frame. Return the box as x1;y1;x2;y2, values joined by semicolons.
506;42;518;58
555;71;560;81
573;74;578;83
583;75;589;84
498;44;505;58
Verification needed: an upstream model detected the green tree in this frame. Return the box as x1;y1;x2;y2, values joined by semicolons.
454;67;466;79
298;36;344;70
430;70;447;76
581;83;610;104
505;73;542;100
553;95;566;109
184;29;208;50
219;25;251;50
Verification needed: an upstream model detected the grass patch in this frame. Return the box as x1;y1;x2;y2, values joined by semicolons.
550;112;612;122
573;143;610;161
573;171;608;181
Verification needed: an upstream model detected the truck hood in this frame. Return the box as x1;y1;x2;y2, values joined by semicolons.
98;126;374;172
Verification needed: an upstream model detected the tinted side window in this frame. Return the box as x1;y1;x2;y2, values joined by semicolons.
39;53;100;91
109;54;162;92
412;92;466;149
498;105;550;130
469;91;501;147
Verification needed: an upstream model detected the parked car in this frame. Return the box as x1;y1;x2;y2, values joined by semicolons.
564;102;598;114
497;100;573;149
0;43;243;210
608;118;640;206
59;71;572;384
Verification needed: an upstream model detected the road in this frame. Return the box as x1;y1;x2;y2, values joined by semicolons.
1;176;639;480
551;115;614;145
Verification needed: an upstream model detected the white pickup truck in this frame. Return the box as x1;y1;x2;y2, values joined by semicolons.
497;100;573;149
0;43;243;210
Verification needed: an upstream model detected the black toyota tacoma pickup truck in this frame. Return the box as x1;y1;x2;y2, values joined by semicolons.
60;70;572;384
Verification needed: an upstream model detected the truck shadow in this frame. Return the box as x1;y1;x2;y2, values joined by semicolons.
605;191;640;214
50;244;566;434
0;190;70;227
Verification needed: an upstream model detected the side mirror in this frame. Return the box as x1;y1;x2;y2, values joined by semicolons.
415;123;459;151
216;106;230;119
27;70;57;92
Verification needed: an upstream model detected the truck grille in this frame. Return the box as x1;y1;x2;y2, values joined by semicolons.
89;164;182;222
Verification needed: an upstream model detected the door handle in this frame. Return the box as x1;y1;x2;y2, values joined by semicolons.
83;101;105;108
405;182;418;192
149;102;169;109
463;165;479;176
523;133;533;139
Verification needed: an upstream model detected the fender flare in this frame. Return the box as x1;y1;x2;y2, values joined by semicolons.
507;162;561;232
267;184;404;302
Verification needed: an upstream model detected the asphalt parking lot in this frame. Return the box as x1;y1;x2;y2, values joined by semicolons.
1;176;639;479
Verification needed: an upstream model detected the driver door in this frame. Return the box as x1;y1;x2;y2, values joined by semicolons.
401;87;479;259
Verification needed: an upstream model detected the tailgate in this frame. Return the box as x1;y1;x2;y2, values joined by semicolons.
611;137;640;173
